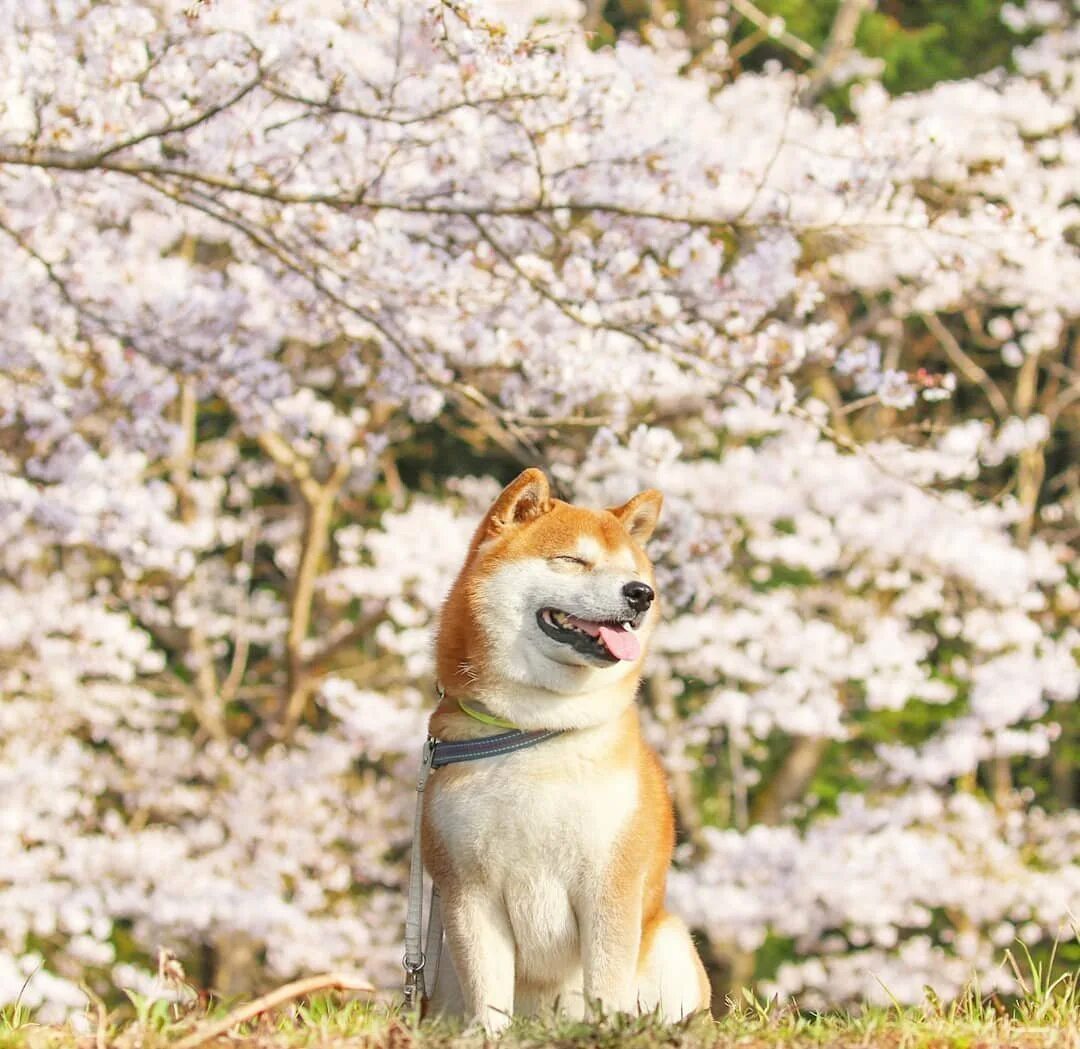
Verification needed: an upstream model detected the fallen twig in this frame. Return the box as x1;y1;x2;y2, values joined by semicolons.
172;972;376;1049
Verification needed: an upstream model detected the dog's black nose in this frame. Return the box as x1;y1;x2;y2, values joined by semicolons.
622;581;654;612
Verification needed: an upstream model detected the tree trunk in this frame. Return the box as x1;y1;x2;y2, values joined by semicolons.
751;735;829;825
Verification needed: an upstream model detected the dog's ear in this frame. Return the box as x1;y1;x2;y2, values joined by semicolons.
485;468;552;534
609;489;663;544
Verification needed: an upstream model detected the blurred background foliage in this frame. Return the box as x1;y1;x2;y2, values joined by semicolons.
591;0;1030;95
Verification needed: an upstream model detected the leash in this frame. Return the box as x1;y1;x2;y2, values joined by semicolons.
402;708;565;1012
402;738;437;1013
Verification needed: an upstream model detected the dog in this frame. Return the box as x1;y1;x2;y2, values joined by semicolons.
421;468;710;1032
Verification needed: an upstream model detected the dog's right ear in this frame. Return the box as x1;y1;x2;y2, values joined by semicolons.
483;468;552;535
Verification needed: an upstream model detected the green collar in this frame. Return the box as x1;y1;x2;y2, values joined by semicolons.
436;681;520;730
457;698;518;730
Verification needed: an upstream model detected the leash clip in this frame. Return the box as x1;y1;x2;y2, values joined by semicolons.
418;737;438;787
402;950;426;1009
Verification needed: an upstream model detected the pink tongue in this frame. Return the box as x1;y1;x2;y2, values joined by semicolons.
597;623;641;662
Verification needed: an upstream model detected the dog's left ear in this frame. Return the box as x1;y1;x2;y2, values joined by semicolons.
485;468;552;534
609;489;663;544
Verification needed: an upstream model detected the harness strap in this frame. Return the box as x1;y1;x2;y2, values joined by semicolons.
431;728;564;767
402;724;565;1011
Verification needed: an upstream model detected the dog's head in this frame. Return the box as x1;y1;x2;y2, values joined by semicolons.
437;469;662;705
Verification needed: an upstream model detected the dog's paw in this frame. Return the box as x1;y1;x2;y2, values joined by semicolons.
465;1008;512;1038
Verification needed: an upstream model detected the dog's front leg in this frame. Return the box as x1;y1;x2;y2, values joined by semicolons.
578;888;642;1017
442;887;516;1034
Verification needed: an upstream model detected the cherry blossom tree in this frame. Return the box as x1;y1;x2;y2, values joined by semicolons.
1;0;1076;1018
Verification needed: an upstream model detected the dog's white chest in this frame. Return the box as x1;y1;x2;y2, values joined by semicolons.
428;737;639;981
432;747;638;875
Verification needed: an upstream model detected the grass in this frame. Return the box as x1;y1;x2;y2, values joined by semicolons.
2;952;1077;1049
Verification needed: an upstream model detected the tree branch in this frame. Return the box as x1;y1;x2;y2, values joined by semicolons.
729;0;818;63
282;457;351;735
923;312;1009;418
166;364;227;743
95;73;263;163
219;525;258;708
0;144;744;231
265;85;549;126
803;0;871;103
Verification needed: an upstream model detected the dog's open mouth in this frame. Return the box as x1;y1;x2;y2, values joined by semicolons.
537;608;642;662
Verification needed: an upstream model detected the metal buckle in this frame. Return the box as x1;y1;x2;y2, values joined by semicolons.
402;951;426;1008
418;737;438;784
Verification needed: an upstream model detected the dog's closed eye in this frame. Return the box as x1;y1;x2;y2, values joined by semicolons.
549;555;592;569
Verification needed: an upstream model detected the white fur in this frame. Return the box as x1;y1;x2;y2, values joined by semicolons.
576;536;635;575
635;914;708;1020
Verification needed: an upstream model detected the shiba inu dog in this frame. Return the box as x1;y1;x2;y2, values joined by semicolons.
422;468;710;1032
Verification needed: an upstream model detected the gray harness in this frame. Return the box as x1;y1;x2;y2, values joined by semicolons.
402;726;565;1009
